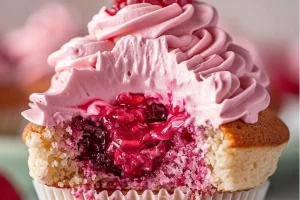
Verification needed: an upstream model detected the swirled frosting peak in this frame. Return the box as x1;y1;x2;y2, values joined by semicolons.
22;1;270;128
105;0;192;15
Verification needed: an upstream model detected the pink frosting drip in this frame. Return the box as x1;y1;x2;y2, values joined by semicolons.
22;2;270;128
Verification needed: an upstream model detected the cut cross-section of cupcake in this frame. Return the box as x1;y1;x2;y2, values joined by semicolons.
22;1;289;200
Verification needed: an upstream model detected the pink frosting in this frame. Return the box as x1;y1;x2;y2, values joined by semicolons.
22;2;270;128
48;36;114;73
88;3;217;41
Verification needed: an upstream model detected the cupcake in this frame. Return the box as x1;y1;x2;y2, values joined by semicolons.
0;2;80;135
0;34;28;136
22;1;289;200
259;42;299;96
3;2;81;96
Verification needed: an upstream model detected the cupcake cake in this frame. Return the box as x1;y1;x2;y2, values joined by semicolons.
22;1;289;200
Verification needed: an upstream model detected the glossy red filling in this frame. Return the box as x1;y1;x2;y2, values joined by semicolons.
70;93;193;178
105;0;192;16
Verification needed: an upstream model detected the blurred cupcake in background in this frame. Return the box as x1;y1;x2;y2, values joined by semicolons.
0;34;28;136
0;36;14;85
0;2;81;136
251;41;299;112
286;43;300;95
259;42;299;97
4;2;82;96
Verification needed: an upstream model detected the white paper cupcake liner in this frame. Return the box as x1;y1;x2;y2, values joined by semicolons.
33;180;270;200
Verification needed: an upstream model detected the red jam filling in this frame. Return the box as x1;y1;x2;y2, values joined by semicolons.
70;93;193;178
105;0;192;16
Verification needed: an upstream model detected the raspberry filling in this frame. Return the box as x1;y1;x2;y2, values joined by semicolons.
70;93;193;178
105;0;192;16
